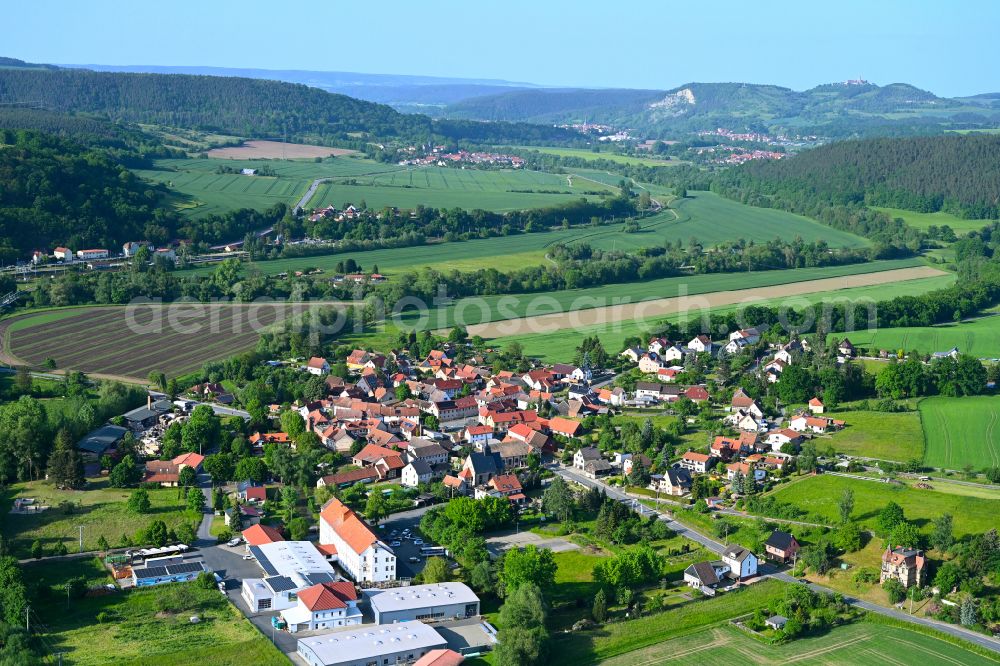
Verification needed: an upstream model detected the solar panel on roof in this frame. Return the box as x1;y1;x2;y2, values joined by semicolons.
166;562;204;575
134;566;168;579
266;575;297;593
305;572;337;585
250;545;278;576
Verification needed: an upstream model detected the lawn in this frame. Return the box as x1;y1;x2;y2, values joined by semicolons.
1;479;198;558
920;395;1000;469
599;619;1000;666
33;581;286;665
825;409;925;462
766;474;1000;538
496;271;952;361
874;206;993;235
546;578;787;665
834;315;1000;359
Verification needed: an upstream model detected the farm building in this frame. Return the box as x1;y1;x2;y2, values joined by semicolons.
364;582;479;625
296;621;447;666
76;424;128;459
131;554;206;587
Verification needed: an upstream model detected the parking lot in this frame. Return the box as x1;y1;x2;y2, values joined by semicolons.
378;505;440;578
485;528;580;557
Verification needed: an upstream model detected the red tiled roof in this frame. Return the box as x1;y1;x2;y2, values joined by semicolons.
172;452;204;468
297;581;357;611
307;356;328;369
682;452;711;462
320;498;379;556
547;416;581;436
414;649;465;666
242;524;284;546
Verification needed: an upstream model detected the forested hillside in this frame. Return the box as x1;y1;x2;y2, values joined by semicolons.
0;67;575;145
715;134;1000;220
0;130;176;259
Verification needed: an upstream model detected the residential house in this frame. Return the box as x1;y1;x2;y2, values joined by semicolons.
789;414;831;434
305;357;330;376
766;429;803;452
808;397;824;414
766;616;788;631
837;338;855;357
684;386;710;403
319;498;396;583
345;350;371;372
652;468;692;496
76;248;109;260
722;545;759;580
583;458;613;478
53;246;73;261
547;416;581;439
619;347;644;363
573;446;603;471
401;460;433;488
638;353;664;374
688;335;713;353
880;545;926;588
679;451;712;474
318;467;380;489
764;530;800;564
683;560;730;592
497;440;532;470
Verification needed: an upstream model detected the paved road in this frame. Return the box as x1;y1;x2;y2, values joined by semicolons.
553;464;1000;654
149;391;251;420
195;473;215;545
293;178;330;213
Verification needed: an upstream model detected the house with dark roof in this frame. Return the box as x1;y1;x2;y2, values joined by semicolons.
683;560;731;593
401;459;433;488
462;452;499;486
764;530;800;563
722;545;758;580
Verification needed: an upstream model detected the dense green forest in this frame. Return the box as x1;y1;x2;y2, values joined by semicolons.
0;130;176;259
714;134;1000;219
0;68;576;145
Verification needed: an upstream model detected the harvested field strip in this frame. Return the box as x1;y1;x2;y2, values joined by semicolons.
461;265;946;337
94;332;264;376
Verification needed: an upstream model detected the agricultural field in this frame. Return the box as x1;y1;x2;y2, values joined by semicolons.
304;165;617;212
474;271;955;360
510;145;688;167
1;479;196;558
0;303;306;381
185;189;869;279
874;206;993;234
825;409;925;462
449;260;938;336
206;140;357;159
920;395;1000;469
23;559;286;666
132;156;404;217
766;474;1000;538
598;621;999;666
835;315;1000;359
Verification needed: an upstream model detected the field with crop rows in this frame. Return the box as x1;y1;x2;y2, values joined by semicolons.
920;395;1000;469
1;303;308;380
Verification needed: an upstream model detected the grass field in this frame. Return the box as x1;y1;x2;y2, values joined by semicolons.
826;409;925;462
511;145;687;167
599;620;999;666
490;269;951;360
920;395;1000;469
305;164;616;212
1;479;197;558
1;303;301;380
547;579;786;665
766;474;1000;538
133;156;405;217
835;315;1000;359
26;571;286;666
874;206;993;234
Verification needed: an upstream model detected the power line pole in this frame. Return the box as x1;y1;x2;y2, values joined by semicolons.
79;525;84;553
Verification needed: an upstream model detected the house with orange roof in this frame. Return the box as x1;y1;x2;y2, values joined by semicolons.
280;581;361;633
306;357;330;376
547;416;581;438
319;498;396;583
679;451;713;474
242;523;284;548
808;397;825;414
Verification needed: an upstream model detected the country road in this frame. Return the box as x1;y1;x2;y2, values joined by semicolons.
551;464;1000;655
293;178;330;213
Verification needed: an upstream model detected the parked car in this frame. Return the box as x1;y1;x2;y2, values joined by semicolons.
413;538;424;545
408;556;420;563
390;541;402;547
227;538;242;547
243;554;254;561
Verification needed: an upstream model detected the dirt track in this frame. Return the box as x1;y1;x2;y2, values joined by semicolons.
207;140;358;159
466;266;947;338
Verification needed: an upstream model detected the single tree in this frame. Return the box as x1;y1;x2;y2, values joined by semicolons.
592;587;608;622
838;488;854;524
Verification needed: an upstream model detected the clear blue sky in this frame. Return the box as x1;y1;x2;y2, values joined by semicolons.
7;0;998;96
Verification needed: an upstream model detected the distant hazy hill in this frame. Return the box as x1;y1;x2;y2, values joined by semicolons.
0;65;575;145
65;64;536;111
445;81;1000;137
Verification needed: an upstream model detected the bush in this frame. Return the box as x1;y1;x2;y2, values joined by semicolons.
196;571;217;590
883;578;906;604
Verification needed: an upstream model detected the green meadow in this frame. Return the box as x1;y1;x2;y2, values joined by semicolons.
834;315;1000;359
511;144;688;167
920;395;1000;469
875;206;994;234
767;474;1000;538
